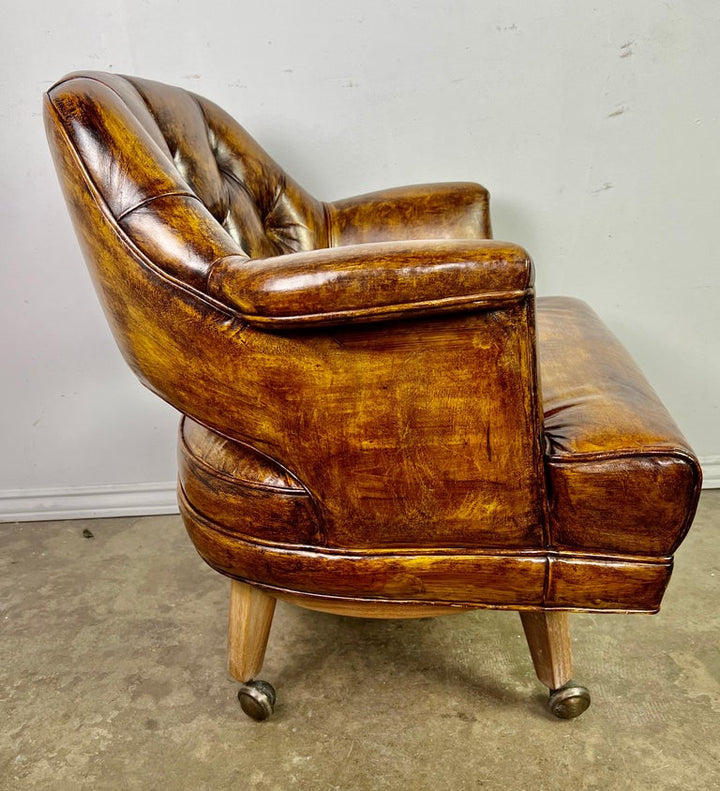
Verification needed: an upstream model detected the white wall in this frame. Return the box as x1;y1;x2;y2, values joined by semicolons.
1;0;718;519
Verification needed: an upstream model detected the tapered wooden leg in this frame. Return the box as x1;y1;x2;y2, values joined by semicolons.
519;611;590;718
228;580;276;683
520;611;573;690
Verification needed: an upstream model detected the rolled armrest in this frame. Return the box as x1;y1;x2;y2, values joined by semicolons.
325;182;491;246
207;239;532;328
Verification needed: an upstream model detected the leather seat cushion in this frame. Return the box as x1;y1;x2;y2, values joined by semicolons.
537;297;701;556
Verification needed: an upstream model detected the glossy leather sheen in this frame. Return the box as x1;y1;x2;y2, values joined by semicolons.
207;239;532;327
45;72;702;615
538;297;700;557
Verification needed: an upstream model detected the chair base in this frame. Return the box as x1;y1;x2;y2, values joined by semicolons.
520;610;591;718
227;579;591;721
180;484;672;615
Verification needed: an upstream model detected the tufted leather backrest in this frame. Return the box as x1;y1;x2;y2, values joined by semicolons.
45;72;327;290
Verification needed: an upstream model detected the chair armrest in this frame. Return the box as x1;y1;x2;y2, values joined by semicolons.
207;239;532;328
325;182;492;246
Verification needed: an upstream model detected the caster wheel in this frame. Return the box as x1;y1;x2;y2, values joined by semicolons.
548;680;591;719
237;679;276;721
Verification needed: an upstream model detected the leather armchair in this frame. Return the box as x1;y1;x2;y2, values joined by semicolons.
44;72;701;720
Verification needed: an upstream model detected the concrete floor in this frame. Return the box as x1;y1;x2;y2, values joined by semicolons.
1;492;718;790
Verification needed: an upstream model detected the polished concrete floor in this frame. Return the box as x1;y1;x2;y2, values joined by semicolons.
1;491;718;790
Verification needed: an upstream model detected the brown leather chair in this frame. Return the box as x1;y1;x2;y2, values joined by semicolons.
44;72;702;721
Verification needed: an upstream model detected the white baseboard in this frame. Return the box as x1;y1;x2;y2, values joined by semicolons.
1;456;718;523
701;456;720;489
0;481;178;523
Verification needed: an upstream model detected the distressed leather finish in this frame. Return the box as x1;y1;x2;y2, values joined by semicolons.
44;72;701;617
327;182;492;245
208;239;532;327
178;417;319;545
537;297;700;556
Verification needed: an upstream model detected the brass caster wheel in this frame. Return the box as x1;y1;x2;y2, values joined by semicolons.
548;680;591;719
238;679;276;721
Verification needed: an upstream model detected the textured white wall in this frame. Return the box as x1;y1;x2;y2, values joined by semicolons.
1;0;718;505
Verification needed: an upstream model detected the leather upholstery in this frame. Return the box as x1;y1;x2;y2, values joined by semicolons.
208;238;533;326
44;72;701;617
538;297;700;557
327;182;492;245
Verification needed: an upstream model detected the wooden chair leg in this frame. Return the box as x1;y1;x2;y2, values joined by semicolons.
519;610;591;718
519;610;573;690
228;579;276;683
